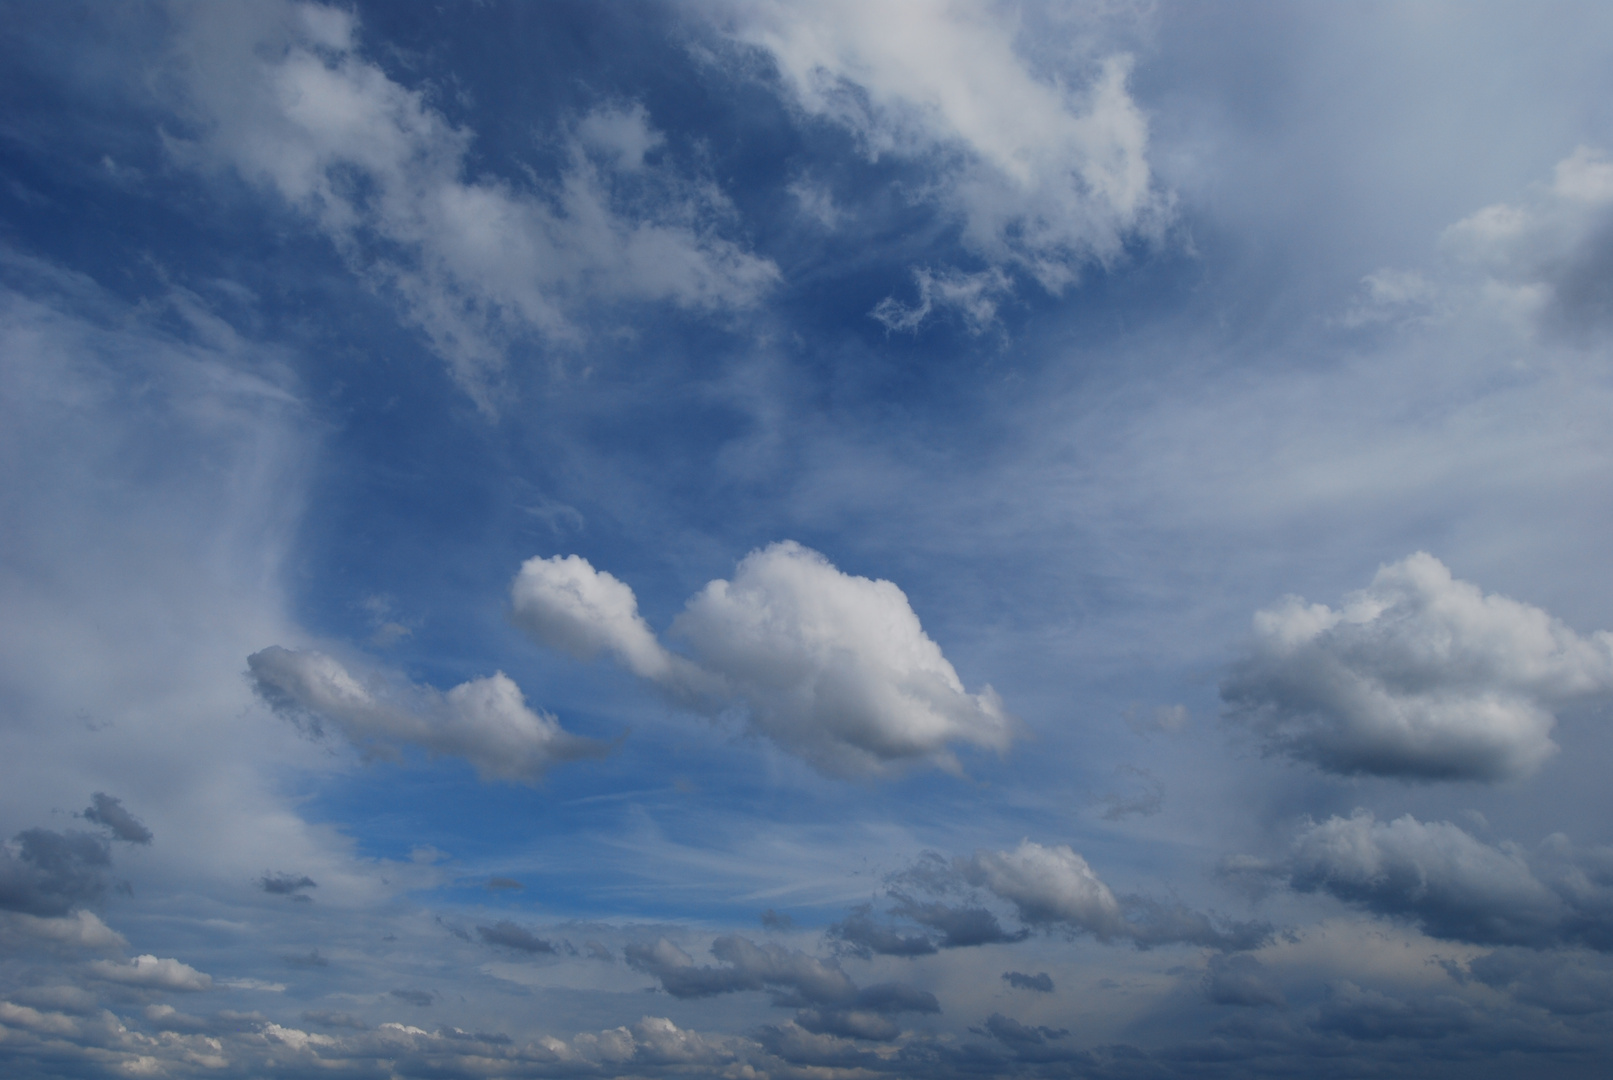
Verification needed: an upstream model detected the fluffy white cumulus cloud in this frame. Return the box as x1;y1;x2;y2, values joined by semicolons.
90;955;213;992
509;555;678;680
960;840;1123;936
1221;553;1613;781
715;0;1167;294
1277;811;1613;951
246;646;604;782
171;2;778;405
512;542;1014;776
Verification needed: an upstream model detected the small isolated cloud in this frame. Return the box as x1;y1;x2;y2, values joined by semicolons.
284;949;329;969
715;1;1168;291
511;542;1015;777
247;646;606;782
258;872;317;900
1269;810;1613;951
759;908;793;931
871;266;1012;334
0;828;112;917
1222;552;1613;781
1002;971;1054;993
485;877;523;891
477;920;556;954
81;794;153;845
90;955;212;992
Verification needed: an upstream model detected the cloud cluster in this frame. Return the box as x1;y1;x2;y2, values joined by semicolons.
511;542;1015;776
1269;810;1613;951
626;934;937;1043
172;3;777;404
247;646;604;782
717;0;1167;294
0;829;112;918
1442;145;1613;338
835;841;1266;955
1222;553;1613;781
89;955;213;993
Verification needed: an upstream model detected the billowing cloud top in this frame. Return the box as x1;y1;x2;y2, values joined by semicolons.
1222;553;1613;781
1266;810;1613;952
719;0;1165;293
246;647;604;782
511;542;1014;776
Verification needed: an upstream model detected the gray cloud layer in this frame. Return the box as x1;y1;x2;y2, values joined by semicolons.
1256;810;1613;950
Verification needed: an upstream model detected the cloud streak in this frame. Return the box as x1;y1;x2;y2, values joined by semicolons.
247;646;605;782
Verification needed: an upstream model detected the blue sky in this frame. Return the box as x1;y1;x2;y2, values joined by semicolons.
5;2;1613;1076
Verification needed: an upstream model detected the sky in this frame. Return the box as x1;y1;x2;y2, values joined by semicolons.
4;2;1613;1077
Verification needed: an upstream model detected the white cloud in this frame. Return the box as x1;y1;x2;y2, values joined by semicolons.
960;840;1124;936
0;911;126;952
90;955;213;992
509;555;678;680
170;2;778;406
871;266;1012;334
513;542;1015;776
246;647;604;782
1222;553;1613;781
716;0;1167;294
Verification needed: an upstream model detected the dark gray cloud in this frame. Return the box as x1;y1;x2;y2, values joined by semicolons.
484;877;523;891
82;794;152;845
389;988;434;1006
826;904;937;958
476;920;556;954
891;895;1030;948
888;842;1268;951
1267;811;1613;950
0;828;112;917
258;872;316;899
980;1012;1068;1048
1206;953;1285;1008
1314;982;1477;1042
1002;971;1054;993
625;935;855;1004
1467;949;1613;1015
625;934;937;1041
1222;553;1613;781
759;908;793;930
283;949;328;969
